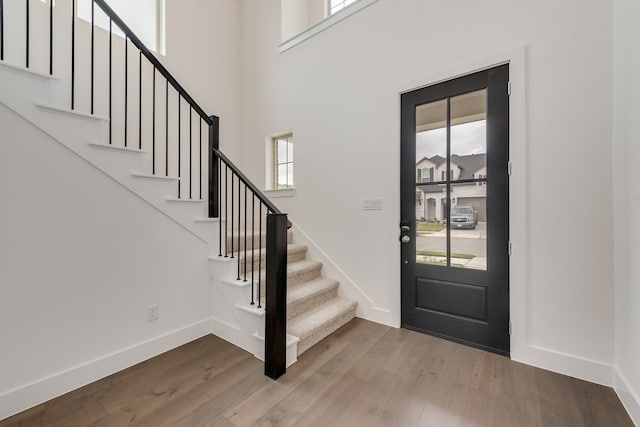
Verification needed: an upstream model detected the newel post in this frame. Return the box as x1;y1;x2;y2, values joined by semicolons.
265;213;288;379
208;115;219;218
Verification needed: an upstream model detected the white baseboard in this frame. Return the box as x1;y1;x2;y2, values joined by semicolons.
614;368;640;426
0;319;211;421
512;344;613;387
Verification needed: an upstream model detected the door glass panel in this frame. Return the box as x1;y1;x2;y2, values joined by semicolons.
450;183;487;270
415;99;447;265
450;89;487;180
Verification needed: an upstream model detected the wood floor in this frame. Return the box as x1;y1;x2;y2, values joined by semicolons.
1;319;633;427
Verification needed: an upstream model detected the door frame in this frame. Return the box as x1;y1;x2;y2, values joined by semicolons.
393;47;527;360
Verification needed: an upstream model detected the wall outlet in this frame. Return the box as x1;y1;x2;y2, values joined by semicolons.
363;198;382;210
147;305;159;322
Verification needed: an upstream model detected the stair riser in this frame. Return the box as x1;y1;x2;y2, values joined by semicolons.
241;249;306;271
224;230;293;253
288;286;339;321
295;305;357;355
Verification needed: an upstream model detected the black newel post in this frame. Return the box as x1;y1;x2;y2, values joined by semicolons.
208;115;220;218
265;213;288;379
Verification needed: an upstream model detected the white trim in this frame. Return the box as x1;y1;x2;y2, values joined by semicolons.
279;0;380;53
264;188;297;198
0;319;211;421
614;368;640;425
131;172;179;181
37;104;109;122
88;143;145;154
0;60;58;80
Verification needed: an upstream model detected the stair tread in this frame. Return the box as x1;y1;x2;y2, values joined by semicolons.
287;259;322;275
287;278;338;303
288;296;357;339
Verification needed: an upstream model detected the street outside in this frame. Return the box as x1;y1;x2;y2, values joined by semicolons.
416;222;487;270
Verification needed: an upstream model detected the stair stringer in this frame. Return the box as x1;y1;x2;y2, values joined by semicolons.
0;61;220;253
209;255;299;367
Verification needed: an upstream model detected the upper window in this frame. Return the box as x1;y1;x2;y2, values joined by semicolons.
273;134;294;189
419;167;433;183
77;0;165;54
328;0;358;15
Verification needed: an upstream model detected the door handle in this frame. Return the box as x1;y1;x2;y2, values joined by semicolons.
400;235;411;244
400;225;410;232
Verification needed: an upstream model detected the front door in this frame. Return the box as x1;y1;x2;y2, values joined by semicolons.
400;65;510;355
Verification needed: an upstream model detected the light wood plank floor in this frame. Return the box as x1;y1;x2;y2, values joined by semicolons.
1;319;633;427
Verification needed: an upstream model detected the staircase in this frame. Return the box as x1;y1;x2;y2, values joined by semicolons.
210;227;357;366
0;0;357;379
240;231;357;355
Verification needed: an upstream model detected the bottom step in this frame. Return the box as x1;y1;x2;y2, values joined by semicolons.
288;297;358;355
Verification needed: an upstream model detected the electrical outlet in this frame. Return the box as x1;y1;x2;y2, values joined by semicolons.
147;305;159;322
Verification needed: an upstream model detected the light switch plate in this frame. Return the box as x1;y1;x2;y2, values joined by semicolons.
363;198;382;210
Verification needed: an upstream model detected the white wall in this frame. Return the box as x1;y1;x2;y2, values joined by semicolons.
0;104;211;418
613;0;640;422
0;0;242;419
240;0;615;383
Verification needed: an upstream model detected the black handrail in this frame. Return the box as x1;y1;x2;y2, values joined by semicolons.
213;147;284;217
92;0;214;125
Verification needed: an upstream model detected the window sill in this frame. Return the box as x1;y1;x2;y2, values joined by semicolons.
263;188;297;198
279;0;380;53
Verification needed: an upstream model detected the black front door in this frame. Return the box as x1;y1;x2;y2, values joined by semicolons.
400;65;510;355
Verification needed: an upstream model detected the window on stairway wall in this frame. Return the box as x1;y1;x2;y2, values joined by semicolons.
272;134;294;189
280;0;379;50
327;0;358;16
77;0;165;54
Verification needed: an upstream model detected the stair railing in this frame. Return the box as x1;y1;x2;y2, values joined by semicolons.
213;148;290;379
0;0;289;379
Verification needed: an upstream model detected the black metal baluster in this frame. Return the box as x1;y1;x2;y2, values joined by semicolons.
218;156;222;257
91;0;94;114
49;0;53;75
251;194;255;305
0;0;4;61
251;191;260;305
177;94;181;198
152;66;156;173
70;0;74;109
244;184;248;282
224;163;228;257
189;108;192;199
237;179;241;280
139;51;142;150
108;18;112;144
199;119;202;200
25;0;29;68
258;203;262;308
164;80;169;176
124;37;128;147
230;173;234;259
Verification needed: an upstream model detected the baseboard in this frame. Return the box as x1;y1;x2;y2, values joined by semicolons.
614;368;640;426
0;319;211;421
511;344;614;387
288;221;398;327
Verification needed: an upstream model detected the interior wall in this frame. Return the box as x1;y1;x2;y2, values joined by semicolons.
0;104;211;419
0;0;242;419
163;0;242;160
240;0;615;381
613;0;640;421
